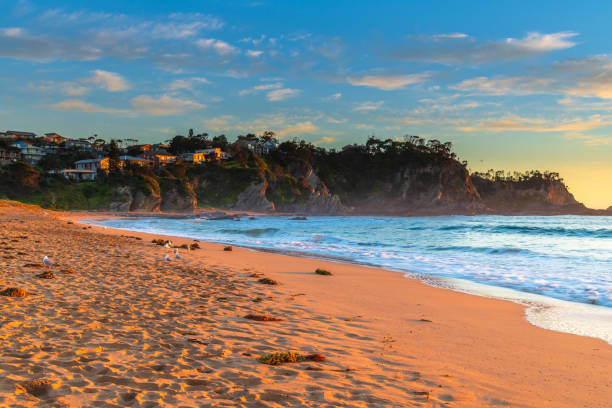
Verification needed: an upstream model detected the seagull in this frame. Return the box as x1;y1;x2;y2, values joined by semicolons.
164;254;172;261
174;248;181;260
164;241;172;248
43;256;54;269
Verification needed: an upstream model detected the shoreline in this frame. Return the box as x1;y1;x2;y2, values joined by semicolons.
79;213;612;346
1;202;611;406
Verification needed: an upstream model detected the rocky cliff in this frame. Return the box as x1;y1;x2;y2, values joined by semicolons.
471;176;586;213
320;161;483;215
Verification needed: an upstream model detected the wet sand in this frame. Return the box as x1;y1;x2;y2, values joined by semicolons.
0;201;610;407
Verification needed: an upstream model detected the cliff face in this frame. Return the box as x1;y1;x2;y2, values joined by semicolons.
327;162;483;215
108;185;162;212
471;176;585;213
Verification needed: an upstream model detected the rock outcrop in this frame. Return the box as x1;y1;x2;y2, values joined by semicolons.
108;185;162;212
276;193;346;215
471;176;586;213
340;162;484;215
232;181;275;212
161;186;197;213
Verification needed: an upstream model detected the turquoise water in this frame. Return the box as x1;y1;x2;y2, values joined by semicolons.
85;215;612;309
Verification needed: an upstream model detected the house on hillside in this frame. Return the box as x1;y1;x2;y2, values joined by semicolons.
10;141;46;164
65;139;93;151
140;150;177;168
119;155;153;167
50;169;97;181
2;131;37;142
74;157;110;172
195;147;228;161
0;145;22;165
180;152;207;164
41;133;67;144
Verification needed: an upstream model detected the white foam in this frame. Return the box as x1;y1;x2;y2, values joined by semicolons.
424;276;612;346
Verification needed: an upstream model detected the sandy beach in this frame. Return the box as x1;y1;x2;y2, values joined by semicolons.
0;201;610;407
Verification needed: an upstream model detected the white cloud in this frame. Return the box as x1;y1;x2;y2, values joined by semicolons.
347;73;428;90
246;49;263;57
49;99;128;114
2;27;24;37
61;83;88;96
266;88;300;101
168;77;209;90
276;121;318;137
354;101;384;111
203;115;235;131
131;94;206;115
239;82;282;96
324;93;342;101
196;38;237;56
452;76;553;95
88;70;130;92
392;31;578;65
152;16;223;39
432;33;468;40
455;114;611;133
505;31;577;51
314;136;336;145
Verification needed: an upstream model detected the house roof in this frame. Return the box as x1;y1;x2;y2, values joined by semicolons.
74;158;105;164
7;131;36;136
61;169;96;174
120;155;153;162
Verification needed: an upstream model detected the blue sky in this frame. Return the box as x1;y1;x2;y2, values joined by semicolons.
2;0;612;207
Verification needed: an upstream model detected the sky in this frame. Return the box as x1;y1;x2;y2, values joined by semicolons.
2;0;612;208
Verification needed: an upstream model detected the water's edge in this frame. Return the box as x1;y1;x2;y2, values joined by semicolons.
79;216;612;346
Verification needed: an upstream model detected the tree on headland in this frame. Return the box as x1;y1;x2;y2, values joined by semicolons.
108;140;121;174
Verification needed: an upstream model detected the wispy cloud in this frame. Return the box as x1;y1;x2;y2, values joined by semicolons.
266;88;300;101
239;82;282;96
455;114;611;133
505;31;577;52
196;38;238;56
131;94;206;115
276;121;318;137
167;77;209;91
87;70;130;92
246;49;264;57
390;31;578;65
203;115;235;131
49;99;129;114
354;101;384;111
451;75;553;96
347;74;428;90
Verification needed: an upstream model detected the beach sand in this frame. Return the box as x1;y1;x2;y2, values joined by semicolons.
0;201;610;407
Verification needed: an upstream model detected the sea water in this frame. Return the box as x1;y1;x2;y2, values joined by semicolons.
82;215;612;344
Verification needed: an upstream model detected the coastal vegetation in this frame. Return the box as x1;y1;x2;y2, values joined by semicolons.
0;133;594;214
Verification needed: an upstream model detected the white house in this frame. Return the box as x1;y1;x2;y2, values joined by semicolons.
10;141;46;165
74;157;109;172
50;169;97;181
65;139;93;150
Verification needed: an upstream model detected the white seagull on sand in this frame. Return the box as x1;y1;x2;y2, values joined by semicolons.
43;256;55;268
174;248;181;260
164;254;172;261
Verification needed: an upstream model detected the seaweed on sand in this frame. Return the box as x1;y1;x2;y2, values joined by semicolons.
258;352;325;365
0;287;34;297
244;314;283;322
258;277;278;285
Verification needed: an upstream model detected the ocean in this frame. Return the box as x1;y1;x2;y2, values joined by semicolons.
82;214;612;344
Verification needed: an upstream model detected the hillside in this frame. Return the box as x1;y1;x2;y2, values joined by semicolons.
0;136;601;215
